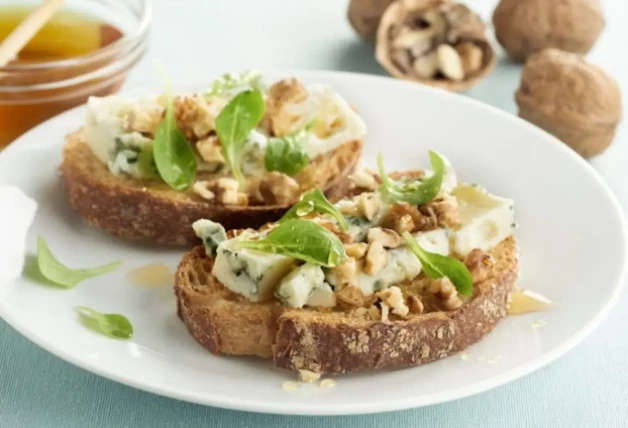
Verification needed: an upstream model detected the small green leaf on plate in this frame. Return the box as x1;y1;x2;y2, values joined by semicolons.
74;306;133;339
36;236;122;288
402;232;473;296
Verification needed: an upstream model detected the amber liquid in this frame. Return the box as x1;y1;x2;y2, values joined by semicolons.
0;7;124;148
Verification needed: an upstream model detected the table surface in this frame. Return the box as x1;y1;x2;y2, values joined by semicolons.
2;1;628;427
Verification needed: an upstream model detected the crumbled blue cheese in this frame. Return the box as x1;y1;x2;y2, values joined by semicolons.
451;184;515;257
108;132;153;178
338;193;390;242
280;84;367;159
84;95;160;169
212;239;296;302
241;129;270;176
192;219;227;256
275;264;331;308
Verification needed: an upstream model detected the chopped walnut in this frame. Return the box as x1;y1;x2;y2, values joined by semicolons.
350;166;379;190
192;181;215;201
329;257;357;289
319;221;353;244
212;178;248;206
376;286;410;317
367;305;381;320
419;195;460;229
344;242;367;259
429;277;463;311
266;78;308;137
367;227;402;249
407;295;425;314
195;135;225;164
124;103;163;136
174;94;225;141
364;241;387;275
464;249;493;283
380;303;390;322
258;172;301;205
382;203;423;233
357;193;381;221
336;285;366;307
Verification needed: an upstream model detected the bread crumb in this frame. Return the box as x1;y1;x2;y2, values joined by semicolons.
282;381;300;391
530;319;547;329
299;369;321;383
460;352;472;361
488;355;502;365
320;379;337;388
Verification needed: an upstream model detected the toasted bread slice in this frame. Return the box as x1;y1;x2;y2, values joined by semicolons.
61;130;362;246
175;236;518;374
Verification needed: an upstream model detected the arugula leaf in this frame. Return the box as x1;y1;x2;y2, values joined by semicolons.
377;151;445;205
205;71;262;98
264;130;310;176
74;306;133;339
402;232;473;296
37;236;122;288
240;219;346;267
280;188;348;231
152;62;197;190
215;89;265;183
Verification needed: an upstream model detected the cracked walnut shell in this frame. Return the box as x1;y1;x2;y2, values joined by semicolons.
492;0;605;62
515;49;622;159
348;0;396;44
375;0;495;92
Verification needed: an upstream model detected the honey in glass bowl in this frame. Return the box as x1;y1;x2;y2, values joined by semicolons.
0;0;151;149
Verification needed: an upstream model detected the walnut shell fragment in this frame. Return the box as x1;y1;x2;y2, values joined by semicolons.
493;0;604;62
375;0;495;92
348;0;396;44
515;49;622;159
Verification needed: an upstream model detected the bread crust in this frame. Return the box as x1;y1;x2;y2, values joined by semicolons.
175;236;519;374
61;131;362;246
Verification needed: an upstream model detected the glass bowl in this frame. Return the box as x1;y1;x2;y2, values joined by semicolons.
0;0;151;148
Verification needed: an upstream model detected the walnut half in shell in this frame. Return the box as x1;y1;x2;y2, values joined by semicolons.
375;0;495;92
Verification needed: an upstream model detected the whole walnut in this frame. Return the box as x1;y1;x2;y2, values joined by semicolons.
348;0;396;44
492;0;605;62
515;49;622;159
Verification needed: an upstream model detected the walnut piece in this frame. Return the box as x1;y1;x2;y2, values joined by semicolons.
364;241;387;275
257;172;301;205
464;248;493;283
375;0;495;92
192;181;215;201
376;286;409;317
493;0;604;62
329;257;358;289
336;285;367;307
174;94;225;141
345;243;368;259
195;135;225;165
357;193;381;221
515;49;622;159
407;295;425;314
429;277;463;311
367;227;402;249
266;79;308;137
210;178;249;206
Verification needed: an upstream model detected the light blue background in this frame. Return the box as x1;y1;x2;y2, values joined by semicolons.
2;0;628;426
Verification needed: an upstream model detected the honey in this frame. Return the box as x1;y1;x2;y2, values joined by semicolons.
0;6;125;149
508;289;552;315
127;263;174;288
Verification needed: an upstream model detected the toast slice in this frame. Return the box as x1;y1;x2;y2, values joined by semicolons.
61;131;361;246
175;238;517;374
174;163;520;375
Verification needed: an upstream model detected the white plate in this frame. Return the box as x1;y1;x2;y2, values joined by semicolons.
0;71;626;416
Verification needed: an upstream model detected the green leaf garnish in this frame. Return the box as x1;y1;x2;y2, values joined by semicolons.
152;62;197;190
205;71;263;98
264;129;310;176
377;151;445;205
74;306;133;339
240;219;346;267
215;89;266;184
280;188;348;232
402;232;473;296
36;236;122;288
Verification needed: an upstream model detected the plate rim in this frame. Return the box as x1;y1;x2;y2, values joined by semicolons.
1;70;627;415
